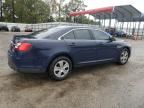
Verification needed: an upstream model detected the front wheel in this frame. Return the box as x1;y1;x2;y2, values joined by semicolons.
48;56;72;80
118;48;129;65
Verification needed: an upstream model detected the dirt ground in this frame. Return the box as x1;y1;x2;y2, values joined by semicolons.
0;32;144;108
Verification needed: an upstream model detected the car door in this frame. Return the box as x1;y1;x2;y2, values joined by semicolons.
63;29;97;65
92;30;118;61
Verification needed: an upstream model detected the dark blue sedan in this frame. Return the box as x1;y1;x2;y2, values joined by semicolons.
8;26;131;80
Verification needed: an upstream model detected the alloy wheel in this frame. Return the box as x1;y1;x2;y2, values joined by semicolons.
54;60;70;78
120;49;129;64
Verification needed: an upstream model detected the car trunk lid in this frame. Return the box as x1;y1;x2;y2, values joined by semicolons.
10;35;35;52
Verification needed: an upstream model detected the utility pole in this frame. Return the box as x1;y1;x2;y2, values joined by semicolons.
58;3;61;21
0;0;2;20
12;0;15;22
58;0;63;21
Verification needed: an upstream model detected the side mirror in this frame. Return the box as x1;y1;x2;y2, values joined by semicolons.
109;36;116;42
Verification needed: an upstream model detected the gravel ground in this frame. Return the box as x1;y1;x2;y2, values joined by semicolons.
0;32;144;108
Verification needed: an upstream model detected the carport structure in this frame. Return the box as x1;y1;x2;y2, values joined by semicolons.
69;5;144;38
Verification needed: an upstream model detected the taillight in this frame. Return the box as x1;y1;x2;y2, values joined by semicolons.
15;42;32;52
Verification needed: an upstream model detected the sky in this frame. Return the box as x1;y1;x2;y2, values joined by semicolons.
82;0;144;29
84;0;144;13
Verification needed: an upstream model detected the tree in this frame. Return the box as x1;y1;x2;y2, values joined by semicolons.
3;0;50;23
62;0;87;22
45;0;58;18
47;16;55;22
74;16;97;24
2;0;91;24
68;0;86;12
45;0;87;22
45;0;65;21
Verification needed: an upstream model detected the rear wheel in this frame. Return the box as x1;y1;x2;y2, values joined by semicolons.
118;48;129;65
48;56;72;80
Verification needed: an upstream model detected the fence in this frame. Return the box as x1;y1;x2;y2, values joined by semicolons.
0;22;99;31
0;21;143;39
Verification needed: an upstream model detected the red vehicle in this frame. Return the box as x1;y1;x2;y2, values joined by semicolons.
25;27;32;32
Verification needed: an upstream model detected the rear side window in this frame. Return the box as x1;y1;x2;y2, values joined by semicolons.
64;31;75;39
92;30;110;40
74;29;92;40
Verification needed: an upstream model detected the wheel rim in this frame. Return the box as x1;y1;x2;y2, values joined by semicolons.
120;50;129;64
54;60;70;78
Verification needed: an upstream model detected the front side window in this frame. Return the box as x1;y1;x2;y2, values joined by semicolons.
63;31;75;39
92;30;110;40
74;29;92;40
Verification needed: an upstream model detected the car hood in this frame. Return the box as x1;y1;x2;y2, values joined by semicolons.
115;38;131;47
115;38;125;42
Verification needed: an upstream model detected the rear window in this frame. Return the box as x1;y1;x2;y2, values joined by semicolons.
34;27;69;39
29;29;47;36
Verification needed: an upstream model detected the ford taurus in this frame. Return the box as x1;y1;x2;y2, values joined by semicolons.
8;26;131;80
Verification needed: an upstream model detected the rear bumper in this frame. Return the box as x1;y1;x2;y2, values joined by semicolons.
8;51;46;73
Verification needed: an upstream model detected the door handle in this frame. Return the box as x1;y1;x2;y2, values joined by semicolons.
68;42;76;46
99;43;105;45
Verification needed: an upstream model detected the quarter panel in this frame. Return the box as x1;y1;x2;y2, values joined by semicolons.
23;39;69;71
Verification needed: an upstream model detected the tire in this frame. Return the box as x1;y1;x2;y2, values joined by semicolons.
48;56;72;81
118;48;129;65
123;34;126;37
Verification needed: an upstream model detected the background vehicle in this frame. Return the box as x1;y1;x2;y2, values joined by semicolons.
25;27;33;32
115;30;127;37
8;26;131;80
0;24;9;32
105;28;116;36
11;26;21;32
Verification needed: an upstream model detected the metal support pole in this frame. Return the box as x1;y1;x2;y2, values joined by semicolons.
129;21;132;36
103;18;105;29
81;15;83;24
120;22;123;30
119;22;121;30
109;16;112;28
131;21;135;37
95;17;97;26
114;19;117;29
126;22;129;35
101;19;103;29
121;21;124;30
137;21;141;37
132;21;135;35
134;22;137;36
142;23;144;39
118;21;120;30
116;21;119;30
134;22;137;28
99;17;101;28
88;14;90;25
74;16;75;23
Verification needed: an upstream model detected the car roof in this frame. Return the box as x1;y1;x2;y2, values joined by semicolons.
54;25;99;30
0;24;7;27
33;25;110;40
